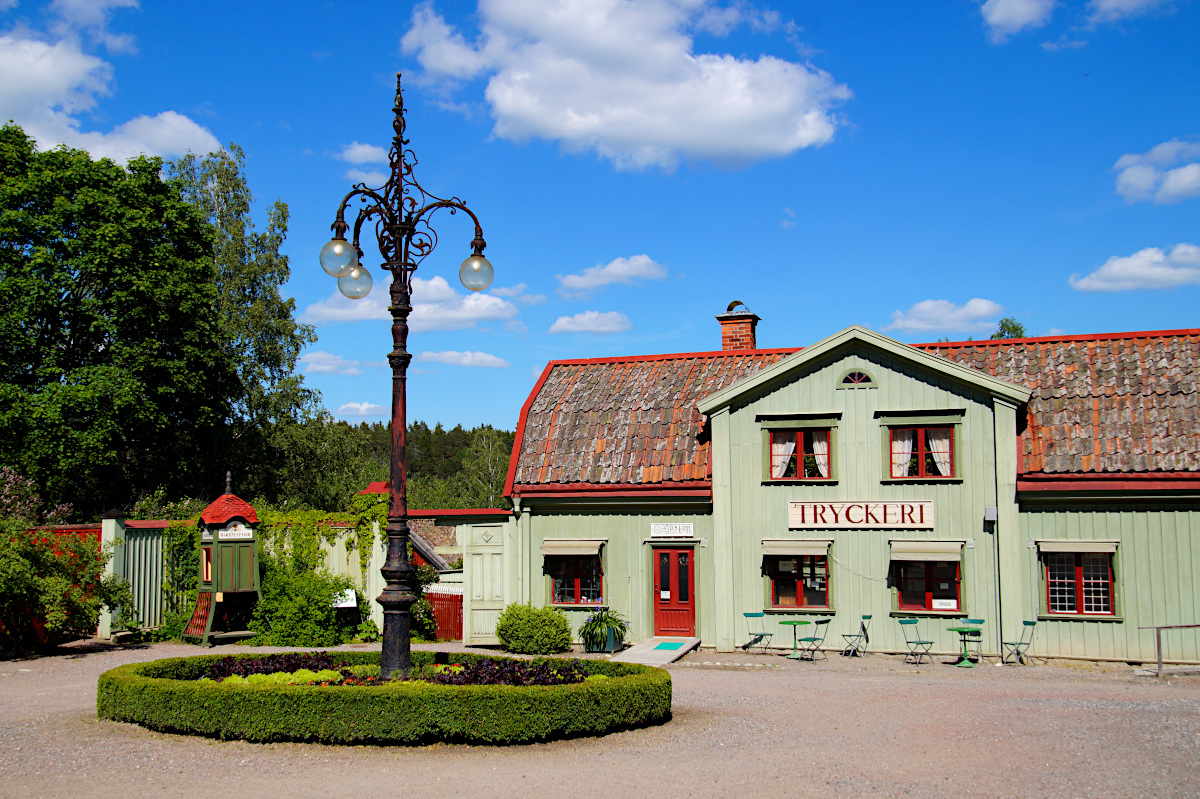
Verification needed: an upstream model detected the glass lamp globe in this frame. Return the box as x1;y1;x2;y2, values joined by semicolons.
320;238;359;278
459;253;494;292
337;265;373;300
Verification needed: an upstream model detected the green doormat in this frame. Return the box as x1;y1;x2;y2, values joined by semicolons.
655;642;685;650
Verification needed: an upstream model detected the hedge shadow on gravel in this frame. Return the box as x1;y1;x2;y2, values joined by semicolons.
96;651;672;745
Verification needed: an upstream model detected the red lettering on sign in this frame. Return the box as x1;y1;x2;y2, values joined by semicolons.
845;504;864;524
864;504;881;524
828;505;841;524
919;504;926;524
814;506;827;524
901;504;915;523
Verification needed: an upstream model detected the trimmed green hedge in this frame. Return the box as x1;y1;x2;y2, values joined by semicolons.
97;651;672;744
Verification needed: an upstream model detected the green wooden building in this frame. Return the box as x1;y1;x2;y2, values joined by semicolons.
458;311;1199;664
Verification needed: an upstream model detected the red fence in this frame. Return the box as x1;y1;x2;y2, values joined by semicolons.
426;590;463;642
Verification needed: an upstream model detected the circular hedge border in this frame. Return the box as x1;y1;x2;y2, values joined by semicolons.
97;651;672;744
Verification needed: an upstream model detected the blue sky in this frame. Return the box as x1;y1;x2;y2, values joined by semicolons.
2;0;1197;431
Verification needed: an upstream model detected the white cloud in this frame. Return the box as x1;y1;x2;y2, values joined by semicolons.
781;206;796;229
488;282;546;304
345;168;389;185
1088;0;1172;23
557;254;668;298
50;0;139;53
337;141;388;164
980;0;1056;43
300;273;521;332
883;298;1004;333
298;351;362;375
401;0;852;170
1113;139;1200;204
417;350;511;367
337;402;388;417
1069;243;1200;291
0;22;219;162
548;310;632;334
1047;327;1067;335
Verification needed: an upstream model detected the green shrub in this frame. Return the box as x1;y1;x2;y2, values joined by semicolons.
0;521;134;653
495;603;572;654
97;651;672;744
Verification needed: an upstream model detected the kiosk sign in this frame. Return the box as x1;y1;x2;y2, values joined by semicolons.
788;501;934;529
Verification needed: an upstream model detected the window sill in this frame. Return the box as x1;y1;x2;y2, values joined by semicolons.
763;479;839;486
890;610;967;618
764;607;835;615
1038;613;1124;623
552;604;605;611
880;477;962;485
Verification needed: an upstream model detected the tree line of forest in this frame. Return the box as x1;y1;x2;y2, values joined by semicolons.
0;123;512;523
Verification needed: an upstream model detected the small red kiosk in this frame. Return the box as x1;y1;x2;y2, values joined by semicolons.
182;476;261;646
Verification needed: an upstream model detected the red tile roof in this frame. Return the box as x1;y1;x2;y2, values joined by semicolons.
506;348;797;493
507;330;1200;492
199;494;259;525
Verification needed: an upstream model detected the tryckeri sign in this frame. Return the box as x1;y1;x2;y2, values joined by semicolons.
788;501;934;529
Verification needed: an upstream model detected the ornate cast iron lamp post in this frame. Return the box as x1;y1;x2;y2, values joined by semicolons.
319;73;494;679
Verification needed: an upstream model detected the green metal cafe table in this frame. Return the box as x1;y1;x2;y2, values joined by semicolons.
780;620;811;659
947;624;983;668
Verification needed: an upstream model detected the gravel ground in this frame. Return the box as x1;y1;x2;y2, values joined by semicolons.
2;639;1198;798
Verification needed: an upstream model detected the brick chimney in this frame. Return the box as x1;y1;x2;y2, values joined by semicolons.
716;301;760;351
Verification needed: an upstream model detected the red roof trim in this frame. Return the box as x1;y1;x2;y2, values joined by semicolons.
917;328;1200;349
356;481;389;495
410;508;513;518
125;519;175;529
503;360;556;497
1019;478;1200;492
539;347;800;368
518;490;713;499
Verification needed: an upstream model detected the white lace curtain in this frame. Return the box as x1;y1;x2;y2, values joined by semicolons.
891;429;915;477
811;430;829;478
771;433;796;479
926;427;952;476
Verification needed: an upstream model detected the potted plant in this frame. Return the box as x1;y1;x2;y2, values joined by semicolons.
579;607;629;654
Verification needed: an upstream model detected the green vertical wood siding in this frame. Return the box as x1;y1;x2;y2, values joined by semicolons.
1018;505;1200;662
717;342;1006;655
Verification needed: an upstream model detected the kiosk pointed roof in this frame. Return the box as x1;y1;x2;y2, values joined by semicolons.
200;493;259;526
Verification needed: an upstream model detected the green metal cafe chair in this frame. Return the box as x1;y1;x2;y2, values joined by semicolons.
742;612;773;654
1002;621;1038;665
963;618;985;663
799;618;832;661
841;614;871;657
899;618;934;665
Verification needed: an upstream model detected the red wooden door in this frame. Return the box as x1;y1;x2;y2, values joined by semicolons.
654;548;695;636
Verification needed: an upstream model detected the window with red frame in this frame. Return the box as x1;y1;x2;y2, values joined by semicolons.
546;555;602;605
769;429;832;480
767;555;828;608
1045;553;1114;615
889;426;954;478
895;561;960;611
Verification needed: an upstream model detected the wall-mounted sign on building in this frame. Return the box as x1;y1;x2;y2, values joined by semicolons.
651;522;694;538
788;501;934;530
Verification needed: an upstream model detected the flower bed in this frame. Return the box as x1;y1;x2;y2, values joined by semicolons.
96;651;672;744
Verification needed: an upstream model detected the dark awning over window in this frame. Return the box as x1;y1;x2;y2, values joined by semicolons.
1036;540;1118;553
761;539;832;557
540;539;605;556
889;540;964;562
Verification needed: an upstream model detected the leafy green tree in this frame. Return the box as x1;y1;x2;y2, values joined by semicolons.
459;426;513;508
0;125;238;517
991;317;1027;339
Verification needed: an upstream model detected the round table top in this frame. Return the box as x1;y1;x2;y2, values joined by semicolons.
779;620;812;626
947;626;982;633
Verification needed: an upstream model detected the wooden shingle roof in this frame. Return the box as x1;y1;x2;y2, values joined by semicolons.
506;349;796;493
921;329;1200;475
506;329;1200;494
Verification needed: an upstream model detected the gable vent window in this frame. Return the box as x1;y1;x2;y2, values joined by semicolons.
842;371;872;385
